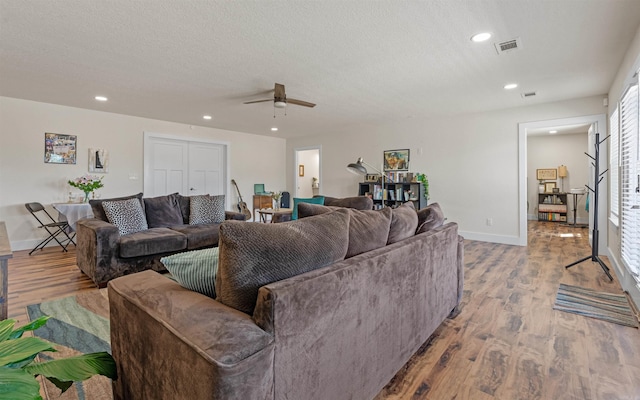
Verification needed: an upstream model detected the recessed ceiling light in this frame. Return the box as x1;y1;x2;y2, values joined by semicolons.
549;130;558;134
504;83;518;90
203;115;212;120
471;32;492;43
94;96;108;101
271;127;278;131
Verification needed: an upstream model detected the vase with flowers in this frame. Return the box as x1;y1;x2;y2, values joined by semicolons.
68;174;104;203
271;191;282;210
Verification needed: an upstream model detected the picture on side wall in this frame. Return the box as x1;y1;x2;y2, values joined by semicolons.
89;148;109;173
383;149;410;171
44;133;77;164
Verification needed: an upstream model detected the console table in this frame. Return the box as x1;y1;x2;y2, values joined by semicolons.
0;222;13;320
253;195;272;221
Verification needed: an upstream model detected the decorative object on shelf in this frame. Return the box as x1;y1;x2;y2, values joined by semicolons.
348;157;391;208
416;173;430;201
271;191;282;210
44;132;77;164
312;177;319;189
536;168;557;180
364;174;380;182
544;182;557;193
89;148;109;173
383;149;409;171
538;180;545;194
68;174;104;203
298;164;305;177
558;164;568;191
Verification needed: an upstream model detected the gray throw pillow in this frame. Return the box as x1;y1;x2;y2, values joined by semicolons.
297;203;392;258
347;207;392;258
189;194;225;225
387;202;418;244
143;193;184;228
215;209;350;315
161;247;219;298
102;198;148;236
416;203;445;234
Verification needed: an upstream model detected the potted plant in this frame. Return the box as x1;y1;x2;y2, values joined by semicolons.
68;175;104;203
416;173;430;202
0;316;117;399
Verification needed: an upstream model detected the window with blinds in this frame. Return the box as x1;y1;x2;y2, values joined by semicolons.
620;83;640;278
610;107;620;225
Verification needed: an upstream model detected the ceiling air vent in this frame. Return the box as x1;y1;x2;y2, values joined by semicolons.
521;91;537;98
495;37;522;54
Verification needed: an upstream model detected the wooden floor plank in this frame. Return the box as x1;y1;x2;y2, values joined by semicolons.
5;221;640;399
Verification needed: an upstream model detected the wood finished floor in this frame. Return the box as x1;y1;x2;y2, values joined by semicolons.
7;221;640;399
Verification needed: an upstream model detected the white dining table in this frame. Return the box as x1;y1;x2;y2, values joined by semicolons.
52;203;94;231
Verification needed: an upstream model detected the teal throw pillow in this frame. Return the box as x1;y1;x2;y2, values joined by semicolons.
160;247;220;298
292;196;325;220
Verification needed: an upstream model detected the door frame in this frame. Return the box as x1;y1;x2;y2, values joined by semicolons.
294;145;322;198
143;132;231;209
518;114;607;252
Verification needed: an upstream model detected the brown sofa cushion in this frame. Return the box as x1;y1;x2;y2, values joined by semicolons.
90;192;144;222
297;203;392;258
387;202;418;244
216;209;350;315
119;227;187;258
416;203;445;234
322;196;373;210
170;223;221;250
143;193;184;228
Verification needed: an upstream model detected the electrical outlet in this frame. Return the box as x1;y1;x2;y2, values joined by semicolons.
486;218;493;226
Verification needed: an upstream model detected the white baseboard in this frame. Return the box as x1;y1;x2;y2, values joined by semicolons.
459;230;524;246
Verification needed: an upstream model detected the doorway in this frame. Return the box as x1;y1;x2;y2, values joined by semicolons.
294;146;321;198
518;114;608;254
143;132;229;206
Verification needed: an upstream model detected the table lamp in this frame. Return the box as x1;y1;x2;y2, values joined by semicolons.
558;165;568;192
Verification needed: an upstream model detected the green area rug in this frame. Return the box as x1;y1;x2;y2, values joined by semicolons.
554;283;639;328
27;290;113;400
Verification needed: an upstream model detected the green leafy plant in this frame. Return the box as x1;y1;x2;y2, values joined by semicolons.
416;173;430;201
0;316;117;400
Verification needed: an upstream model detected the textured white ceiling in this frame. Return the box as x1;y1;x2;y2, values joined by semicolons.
1;1;640;139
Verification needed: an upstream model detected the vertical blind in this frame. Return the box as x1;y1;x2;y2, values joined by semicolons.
620;83;640;277
610;107;619;224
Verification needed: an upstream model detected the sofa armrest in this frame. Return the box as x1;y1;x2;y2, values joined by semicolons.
109;271;274;400
225;211;247;221
76;218;121;287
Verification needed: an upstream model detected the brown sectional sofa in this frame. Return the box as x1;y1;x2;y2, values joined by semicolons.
108;203;463;400
76;192;246;287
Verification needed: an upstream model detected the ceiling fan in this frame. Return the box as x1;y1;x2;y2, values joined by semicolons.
244;83;316;108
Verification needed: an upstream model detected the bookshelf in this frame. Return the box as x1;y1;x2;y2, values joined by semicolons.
358;182;426;210
537;193;568;222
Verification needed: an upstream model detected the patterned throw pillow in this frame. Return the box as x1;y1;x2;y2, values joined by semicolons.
102;198;149;236
161;247;219;298
189;194;225;225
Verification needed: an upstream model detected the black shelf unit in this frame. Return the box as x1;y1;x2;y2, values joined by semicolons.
358;182;426;210
537;193;568;222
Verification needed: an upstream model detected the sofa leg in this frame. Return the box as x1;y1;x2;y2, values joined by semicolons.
447;304;462;319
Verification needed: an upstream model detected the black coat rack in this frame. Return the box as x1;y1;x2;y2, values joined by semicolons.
564;133;613;281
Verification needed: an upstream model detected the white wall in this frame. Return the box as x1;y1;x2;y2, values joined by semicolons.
0;97;286;250
287;95;606;244
527;133;589;223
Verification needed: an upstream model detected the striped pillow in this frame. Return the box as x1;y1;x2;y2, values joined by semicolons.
160;247;219;298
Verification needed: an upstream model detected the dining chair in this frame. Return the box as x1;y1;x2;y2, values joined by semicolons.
24;202;76;255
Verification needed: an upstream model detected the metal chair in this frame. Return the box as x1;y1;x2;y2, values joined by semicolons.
24;202;76;255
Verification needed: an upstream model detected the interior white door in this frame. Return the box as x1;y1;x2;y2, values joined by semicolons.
144;137;188;197
188;142;225;195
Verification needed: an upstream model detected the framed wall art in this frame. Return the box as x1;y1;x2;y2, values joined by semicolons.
89;148;109;173
383;149;410;171
44;133;77;164
299;164;305;177
536;168;557;180
544;182;557;193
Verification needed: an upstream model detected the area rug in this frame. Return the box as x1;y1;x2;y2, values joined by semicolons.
554;283;639;328
26;290;113;400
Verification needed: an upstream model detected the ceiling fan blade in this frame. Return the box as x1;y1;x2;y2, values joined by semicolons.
243;99;273;104
287;98;316;108
274;83;285;99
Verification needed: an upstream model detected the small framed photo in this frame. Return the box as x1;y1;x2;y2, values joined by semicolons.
44;133;76;164
365;174;380;182
383;149;410;171
88;148;109;173
298;164;305;177
536;168;557;180
544;182;557;193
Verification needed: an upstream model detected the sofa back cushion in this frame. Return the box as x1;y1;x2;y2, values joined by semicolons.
416;203;445;234
387;201;418;244
291;196;325;220
90;192;144;222
143;193;184;228
322;196;373;210
216;209;350;315
297;203;392;258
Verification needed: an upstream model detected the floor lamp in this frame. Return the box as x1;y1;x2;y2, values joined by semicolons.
558;165;568;192
347;157;391;207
